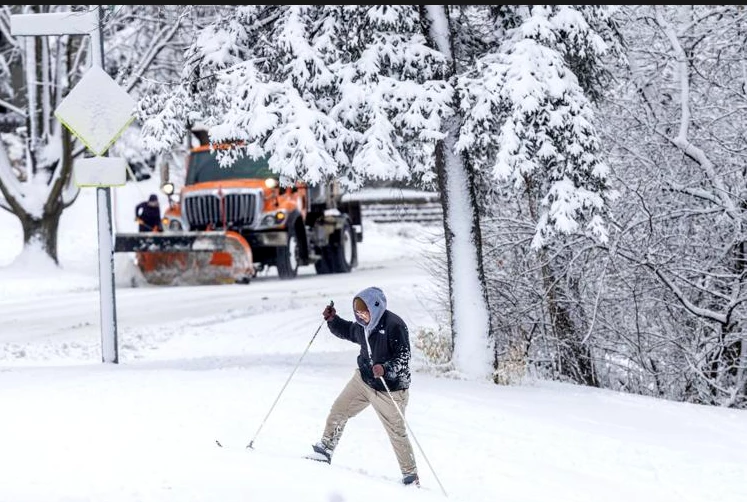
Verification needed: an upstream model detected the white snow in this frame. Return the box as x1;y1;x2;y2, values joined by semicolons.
0;179;745;502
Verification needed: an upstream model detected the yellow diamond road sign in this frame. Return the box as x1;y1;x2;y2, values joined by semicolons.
54;65;136;156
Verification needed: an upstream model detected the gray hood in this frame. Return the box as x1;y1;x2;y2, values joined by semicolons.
353;286;387;335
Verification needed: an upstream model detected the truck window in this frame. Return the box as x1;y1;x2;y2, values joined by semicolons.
187;150;275;184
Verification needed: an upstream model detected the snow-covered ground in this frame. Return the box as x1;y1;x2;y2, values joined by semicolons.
0;179;745;502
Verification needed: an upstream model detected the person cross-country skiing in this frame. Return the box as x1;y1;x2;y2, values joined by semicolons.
309;286;419;487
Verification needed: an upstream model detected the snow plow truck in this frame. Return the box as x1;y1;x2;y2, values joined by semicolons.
114;140;362;285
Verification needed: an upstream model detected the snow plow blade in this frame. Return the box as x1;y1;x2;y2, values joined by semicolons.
114;231;227;253
114;231;254;286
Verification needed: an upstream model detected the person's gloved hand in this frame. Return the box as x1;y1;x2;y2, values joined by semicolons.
373;364;385;378
323;304;336;321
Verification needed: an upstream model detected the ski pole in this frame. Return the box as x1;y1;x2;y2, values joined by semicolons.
246;300;334;450
379;376;448;497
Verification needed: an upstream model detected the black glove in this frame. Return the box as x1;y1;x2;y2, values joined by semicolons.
373;364;385;378
323;304;336;321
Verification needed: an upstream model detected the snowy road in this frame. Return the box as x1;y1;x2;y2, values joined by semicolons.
0;252;441;351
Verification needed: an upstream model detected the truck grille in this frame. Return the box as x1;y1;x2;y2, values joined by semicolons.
183;191;261;230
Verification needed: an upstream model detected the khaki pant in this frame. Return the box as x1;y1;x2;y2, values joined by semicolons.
321;369;417;476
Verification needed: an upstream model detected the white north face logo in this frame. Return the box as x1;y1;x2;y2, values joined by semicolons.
379;329;385;334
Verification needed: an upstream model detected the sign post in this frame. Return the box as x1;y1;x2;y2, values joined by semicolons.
12;8;136;364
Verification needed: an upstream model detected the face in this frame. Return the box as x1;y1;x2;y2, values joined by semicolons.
355;308;371;324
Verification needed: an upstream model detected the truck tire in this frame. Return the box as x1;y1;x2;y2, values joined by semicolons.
331;219;356;273
276;224;299;279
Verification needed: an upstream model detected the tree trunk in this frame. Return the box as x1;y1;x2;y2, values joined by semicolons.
523;174;597;387
540;259;598;387
423;5;493;380
433;138;456;357
703;220;747;406
18;211;61;263
0;127;74;267
434;116;494;380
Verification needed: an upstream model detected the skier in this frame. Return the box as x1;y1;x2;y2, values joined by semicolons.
135;194;163;232
309;286;419;487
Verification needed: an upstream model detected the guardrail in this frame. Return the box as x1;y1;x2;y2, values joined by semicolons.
361;201;442;224
343;188;443;225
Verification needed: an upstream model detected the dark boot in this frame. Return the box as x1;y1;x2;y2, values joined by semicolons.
308;442;332;463
402;473;420;486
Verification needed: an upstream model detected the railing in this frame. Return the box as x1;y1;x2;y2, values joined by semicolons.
361;201;442;224
343;188;442;225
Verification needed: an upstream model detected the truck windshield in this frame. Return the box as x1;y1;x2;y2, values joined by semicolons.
186;150;275;184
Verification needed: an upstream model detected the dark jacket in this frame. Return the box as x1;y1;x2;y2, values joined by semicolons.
326;286;412;392
135;201;162;232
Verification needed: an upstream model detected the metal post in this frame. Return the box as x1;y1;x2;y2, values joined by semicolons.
91;6;119;364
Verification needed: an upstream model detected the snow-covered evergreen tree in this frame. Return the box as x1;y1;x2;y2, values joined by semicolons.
455;6;620;384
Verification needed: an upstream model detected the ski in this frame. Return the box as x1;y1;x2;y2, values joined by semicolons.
300;452;420;487
302;453;331;464
216;440;422;489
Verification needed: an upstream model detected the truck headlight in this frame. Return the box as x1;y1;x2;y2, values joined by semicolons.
260;211;286;228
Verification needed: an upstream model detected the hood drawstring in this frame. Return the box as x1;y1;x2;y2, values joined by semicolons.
364;334;374;368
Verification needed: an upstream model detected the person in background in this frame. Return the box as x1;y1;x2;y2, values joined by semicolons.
309;286;419;487
135;194;163;232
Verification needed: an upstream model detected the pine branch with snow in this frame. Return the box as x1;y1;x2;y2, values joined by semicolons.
457;6;617;249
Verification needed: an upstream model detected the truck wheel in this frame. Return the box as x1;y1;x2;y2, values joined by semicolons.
331;220;356;273
276;225;299;279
